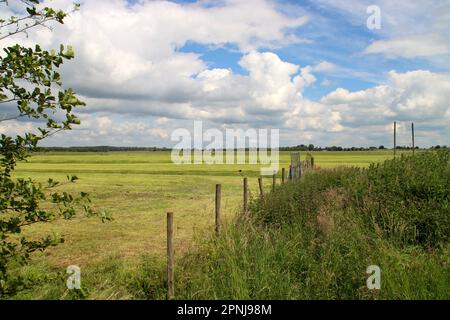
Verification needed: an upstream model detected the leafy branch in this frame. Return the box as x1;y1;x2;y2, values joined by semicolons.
0;1;108;297
0;0;80;40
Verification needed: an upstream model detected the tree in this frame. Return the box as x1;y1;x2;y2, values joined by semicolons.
0;0;109;296
308;144;314;151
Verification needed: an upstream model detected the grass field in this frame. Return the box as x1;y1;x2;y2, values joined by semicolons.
9;150;410;299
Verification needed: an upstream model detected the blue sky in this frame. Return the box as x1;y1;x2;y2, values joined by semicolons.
180;0;446;100
1;0;449;147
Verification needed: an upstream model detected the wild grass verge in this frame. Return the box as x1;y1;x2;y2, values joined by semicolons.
170;150;450;299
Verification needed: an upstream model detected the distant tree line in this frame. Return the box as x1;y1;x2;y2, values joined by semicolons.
280;144;419;151
281;144;447;151
36;146;171;152
35;145;447;152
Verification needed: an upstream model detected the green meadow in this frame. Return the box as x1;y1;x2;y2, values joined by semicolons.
9;150;411;299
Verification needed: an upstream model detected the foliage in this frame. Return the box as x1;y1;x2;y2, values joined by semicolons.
0;0;108;296
172;151;450;299
254;150;450;247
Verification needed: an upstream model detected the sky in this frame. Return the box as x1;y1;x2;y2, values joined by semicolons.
1;0;449;147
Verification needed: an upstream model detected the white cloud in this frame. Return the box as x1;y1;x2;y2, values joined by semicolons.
284;99;343;133
155;117;172;125
322;70;450;123
1;0;449;148
239;51;304;111
311;61;337;72
315;0;450;59
0;121;35;136
364;35;450;58
1;0;309;98
319;70;450;145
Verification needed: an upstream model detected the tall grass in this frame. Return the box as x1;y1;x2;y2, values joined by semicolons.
170;150;450;299
5;151;449;299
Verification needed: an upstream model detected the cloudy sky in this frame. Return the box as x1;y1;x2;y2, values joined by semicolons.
1;0;449;147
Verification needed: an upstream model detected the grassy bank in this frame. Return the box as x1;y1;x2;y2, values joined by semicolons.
170;150;450;299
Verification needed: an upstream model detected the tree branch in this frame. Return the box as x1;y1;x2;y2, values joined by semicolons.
0;17;55;41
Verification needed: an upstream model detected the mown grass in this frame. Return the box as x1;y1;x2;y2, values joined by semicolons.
167;150;450;299
6;149;428;299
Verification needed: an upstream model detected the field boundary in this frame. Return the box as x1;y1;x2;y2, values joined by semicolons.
164;155;315;299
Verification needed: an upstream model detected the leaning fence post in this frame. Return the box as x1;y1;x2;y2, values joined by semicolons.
258;177;264;198
289;165;293;181
166;212;174;300
243;177;248;213
215;184;221;235
282;168;285;184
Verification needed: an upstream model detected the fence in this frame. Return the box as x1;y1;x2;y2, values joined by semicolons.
165;155;315;299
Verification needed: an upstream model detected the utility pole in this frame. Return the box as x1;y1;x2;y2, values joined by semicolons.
411;122;415;155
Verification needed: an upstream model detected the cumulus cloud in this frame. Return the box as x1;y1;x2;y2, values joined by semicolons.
30;0;307;100
73;47;319;126
320;70;450;145
1;0;314;118
1;0;449;147
322;70;450;124
48;113;172;146
0;121;35;137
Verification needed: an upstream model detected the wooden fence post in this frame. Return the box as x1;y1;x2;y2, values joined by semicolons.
215;184;221;235
298;163;302;180
166;212;174;300
394;121;397;157
311;157;315;169
258;177;264;198
281;168;285;184
243;177;248;213
272;173;276;192
289;165;292;181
